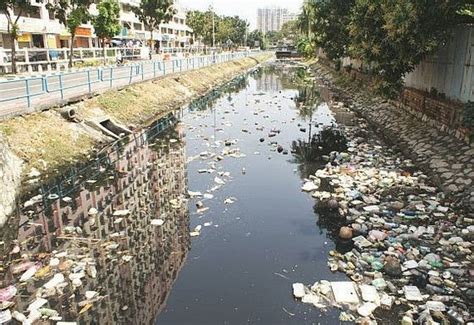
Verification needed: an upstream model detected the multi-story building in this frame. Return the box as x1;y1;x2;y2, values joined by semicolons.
257;7;297;33
0;0;192;50
118;0;192;49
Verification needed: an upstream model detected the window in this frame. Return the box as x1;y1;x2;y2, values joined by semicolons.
48;9;55;20
13;5;41;18
29;6;41;19
134;23;142;31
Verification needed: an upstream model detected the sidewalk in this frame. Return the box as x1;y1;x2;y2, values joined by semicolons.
0;51;259;120
0;52;211;81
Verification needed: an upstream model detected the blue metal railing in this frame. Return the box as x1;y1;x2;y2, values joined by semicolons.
0;51;260;116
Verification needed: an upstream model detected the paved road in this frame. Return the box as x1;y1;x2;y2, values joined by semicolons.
0;53;243;120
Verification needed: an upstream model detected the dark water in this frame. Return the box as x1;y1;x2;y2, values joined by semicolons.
157;64;348;324
1;63;350;325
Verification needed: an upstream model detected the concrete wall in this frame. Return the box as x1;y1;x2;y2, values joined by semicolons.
404;25;474;103
0;136;22;227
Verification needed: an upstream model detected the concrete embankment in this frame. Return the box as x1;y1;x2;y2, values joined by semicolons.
0;53;273;226
310;62;474;213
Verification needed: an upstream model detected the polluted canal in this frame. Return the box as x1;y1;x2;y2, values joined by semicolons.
1;62;472;324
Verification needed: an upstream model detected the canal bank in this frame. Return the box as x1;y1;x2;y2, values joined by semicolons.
0;53;273;227
286;61;473;323
307;62;474;214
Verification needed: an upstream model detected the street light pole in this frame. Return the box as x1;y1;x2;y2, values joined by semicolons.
212;5;215;48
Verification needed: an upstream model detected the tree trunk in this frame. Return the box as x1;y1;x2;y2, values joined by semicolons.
102;38;106;64
10;34;17;74
149;30;153;60
68;34;75;69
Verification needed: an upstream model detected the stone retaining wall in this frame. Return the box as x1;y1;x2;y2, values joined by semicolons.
340;67;472;143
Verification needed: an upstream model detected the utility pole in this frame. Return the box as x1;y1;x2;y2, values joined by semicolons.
212;4;215;48
244;22;249;47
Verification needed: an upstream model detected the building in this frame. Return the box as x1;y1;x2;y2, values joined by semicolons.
0;0;192;51
117;0;192;50
257;7;297;34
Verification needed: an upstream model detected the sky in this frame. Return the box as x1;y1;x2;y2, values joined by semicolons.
179;0;303;29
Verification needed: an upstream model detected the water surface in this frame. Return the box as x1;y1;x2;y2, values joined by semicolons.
2;63;349;325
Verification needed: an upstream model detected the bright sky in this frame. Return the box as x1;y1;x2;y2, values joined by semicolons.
179;0;303;29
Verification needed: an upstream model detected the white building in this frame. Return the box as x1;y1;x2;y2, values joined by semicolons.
257;7;297;33
0;0;192;50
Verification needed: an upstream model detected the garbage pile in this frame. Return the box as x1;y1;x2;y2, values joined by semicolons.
0;244;103;324
295;111;473;323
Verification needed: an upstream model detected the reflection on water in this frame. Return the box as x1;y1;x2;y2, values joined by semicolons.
2;62;355;324
1;116;189;324
291;127;348;178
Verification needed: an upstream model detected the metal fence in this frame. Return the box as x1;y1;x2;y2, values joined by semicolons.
0;50;258;120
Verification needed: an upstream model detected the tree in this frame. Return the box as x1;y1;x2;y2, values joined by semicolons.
93;0;121;63
348;0;468;95
279;21;300;46
187;11;246;48
47;0;93;68
299;0;354;60
186;10;215;46
246;30;265;49
0;0;40;74
298;0;473;96
132;0;175;59
265;31;280;46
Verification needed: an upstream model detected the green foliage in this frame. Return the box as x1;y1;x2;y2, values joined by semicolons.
296;37;315;57
0;0;40;73
47;0;94;67
187;10;214;45
246;30;266;49
279;21;300;45
132;0;174;37
47;0;93;34
93;0;121;44
298;0;472;97
186;10;247;47
0;0;37;37
265;31;280;45
300;0;354;60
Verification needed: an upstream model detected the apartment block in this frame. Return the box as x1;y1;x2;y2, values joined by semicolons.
257;7;297;33
0;0;193;50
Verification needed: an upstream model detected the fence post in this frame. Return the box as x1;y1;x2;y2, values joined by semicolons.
58;75;64;99
153;61;156;78
87;70;92;93
25;79;31;107
109;67;113;88
129;66;134;84
141;63;145;80
172;60;175;73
